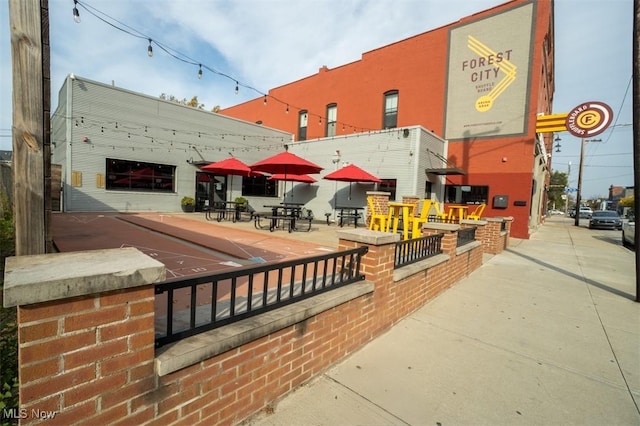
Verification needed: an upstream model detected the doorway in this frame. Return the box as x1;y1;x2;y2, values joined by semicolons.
195;172;227;212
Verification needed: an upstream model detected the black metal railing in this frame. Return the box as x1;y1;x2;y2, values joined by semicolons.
457;227;476;246
427;215;460;224
154;246;368;347
394;234;443;268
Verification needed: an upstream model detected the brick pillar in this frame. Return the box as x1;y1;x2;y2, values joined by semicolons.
3;248;164;425
484;218;504;254
365;191;390;228
503;217;514;248
337;229;399;333
401;195;419;217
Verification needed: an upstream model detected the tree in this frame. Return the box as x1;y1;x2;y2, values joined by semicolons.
547;170;568;210
159;93;205;110
620;196;635;208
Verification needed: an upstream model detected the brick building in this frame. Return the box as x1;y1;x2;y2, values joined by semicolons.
221;0;555;238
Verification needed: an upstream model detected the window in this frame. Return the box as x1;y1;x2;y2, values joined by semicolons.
444;185;488;204
242;175;277;197
298;110;308;141
106;159;175;192
379;179;397;200
326;103;337;137
383;90;398;129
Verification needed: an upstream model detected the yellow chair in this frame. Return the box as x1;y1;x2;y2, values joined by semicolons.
431;201;448;220
467;203;486;220
407;199;432;238
367;197;387;231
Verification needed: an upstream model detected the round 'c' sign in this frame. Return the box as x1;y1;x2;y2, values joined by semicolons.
565;101;613;138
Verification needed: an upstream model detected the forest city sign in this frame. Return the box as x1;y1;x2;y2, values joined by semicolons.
565;101;613;138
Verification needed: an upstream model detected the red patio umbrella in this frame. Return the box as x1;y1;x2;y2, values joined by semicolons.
268;173;317;183
251;151;323;201
323;163;381;200
201;157;252;176
323;164;381;183
201;157;256;200
250;151;323;175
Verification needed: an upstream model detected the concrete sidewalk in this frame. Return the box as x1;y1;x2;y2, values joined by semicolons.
245;216;640;425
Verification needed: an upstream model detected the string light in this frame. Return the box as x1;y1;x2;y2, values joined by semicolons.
71;0;375;135
72;0;81;23
198;64;203;79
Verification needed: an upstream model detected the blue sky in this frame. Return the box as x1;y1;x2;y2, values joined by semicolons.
0;0;633;198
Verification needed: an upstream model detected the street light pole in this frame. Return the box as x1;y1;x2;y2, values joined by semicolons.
574;138;601;226
565;161;571;215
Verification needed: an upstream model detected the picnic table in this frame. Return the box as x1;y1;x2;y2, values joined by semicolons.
336;206;364;228
254;203;311;232
205;201;241;222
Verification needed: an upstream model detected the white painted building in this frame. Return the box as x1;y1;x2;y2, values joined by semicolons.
52;75;450;218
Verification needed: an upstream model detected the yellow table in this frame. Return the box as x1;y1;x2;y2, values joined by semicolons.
386;202;416;240
447;205;468;222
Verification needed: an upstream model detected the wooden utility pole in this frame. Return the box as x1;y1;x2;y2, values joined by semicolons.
9;0;52;255
634;0;639;302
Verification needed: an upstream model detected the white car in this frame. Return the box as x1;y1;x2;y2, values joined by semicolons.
622;212;635;248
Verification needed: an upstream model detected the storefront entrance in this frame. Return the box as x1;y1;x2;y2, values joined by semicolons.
195;172;227;212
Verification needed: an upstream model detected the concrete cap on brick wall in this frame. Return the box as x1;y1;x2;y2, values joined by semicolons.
336;229;400;245
3;247;166;307
487;217;506;222
461;219;488;225
423;223;460;232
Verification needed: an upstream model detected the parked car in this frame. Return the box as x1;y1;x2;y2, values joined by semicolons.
548;209;564;215
569;207;592;218
588;210;622;230
579;207;593;219
622;212;635;248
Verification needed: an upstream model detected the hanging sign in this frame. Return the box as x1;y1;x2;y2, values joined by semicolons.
565;101;613;138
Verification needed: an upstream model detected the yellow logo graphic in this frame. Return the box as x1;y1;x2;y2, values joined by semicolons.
467;35;516;112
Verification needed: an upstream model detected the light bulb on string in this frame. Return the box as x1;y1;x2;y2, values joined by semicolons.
263;95;267;106
286;104;289;114
147;39;153;57
73;0;81;23
235;82;239;94
198;65;203;80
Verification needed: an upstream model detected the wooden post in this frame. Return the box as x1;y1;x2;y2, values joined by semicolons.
9;0;52;255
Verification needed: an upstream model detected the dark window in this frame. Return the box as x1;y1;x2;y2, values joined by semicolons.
383;90;398;129
106;158;175;192
326;103;337;137
242;175;277;197
444;185;488;204
379;179;397;200
298;110;308;141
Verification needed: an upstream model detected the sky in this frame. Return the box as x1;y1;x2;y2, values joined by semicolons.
0;0;633;199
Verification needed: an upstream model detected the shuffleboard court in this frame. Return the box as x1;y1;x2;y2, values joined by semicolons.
52;213;332;281
52;213;259;280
